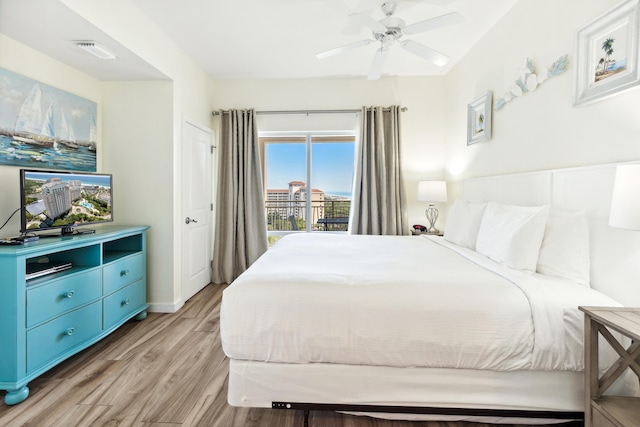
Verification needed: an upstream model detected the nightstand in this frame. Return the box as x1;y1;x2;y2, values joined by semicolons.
411;231;444;236
579;306;640;427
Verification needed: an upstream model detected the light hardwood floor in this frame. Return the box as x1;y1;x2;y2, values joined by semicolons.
0;284;581;427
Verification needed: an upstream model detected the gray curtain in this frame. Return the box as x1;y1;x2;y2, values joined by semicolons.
211;109;268;284
349;106;408;235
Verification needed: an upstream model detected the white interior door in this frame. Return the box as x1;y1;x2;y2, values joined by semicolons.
181;119;214;303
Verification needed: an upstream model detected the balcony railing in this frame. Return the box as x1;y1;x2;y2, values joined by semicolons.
266;200;351;232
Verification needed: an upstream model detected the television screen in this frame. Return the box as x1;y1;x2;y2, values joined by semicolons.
20;169;113;235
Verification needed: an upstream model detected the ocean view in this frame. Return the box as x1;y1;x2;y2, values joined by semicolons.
325;191;352;199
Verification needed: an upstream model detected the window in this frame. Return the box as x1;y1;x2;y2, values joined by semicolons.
261;132;355;244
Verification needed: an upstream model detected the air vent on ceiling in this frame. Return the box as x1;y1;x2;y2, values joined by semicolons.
77;42;117;60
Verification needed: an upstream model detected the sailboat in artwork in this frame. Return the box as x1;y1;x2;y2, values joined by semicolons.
42;103;60;151
12;84;54;147
58;112;79;149
87;114;97;152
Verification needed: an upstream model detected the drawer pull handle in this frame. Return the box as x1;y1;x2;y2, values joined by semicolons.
64;327;75;336
120;270;130;277
122;298;130;306
63;290;74;299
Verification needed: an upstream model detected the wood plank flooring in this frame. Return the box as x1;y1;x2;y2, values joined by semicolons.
0;284;581;427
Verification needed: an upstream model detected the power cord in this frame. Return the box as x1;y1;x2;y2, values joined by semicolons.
0;207;21;231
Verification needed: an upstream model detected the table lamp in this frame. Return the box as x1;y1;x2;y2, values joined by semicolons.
417;180;447;234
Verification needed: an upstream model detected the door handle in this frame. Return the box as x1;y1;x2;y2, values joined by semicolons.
185;217;198;224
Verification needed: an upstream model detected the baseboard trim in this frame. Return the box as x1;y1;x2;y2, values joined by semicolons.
147;299;184;313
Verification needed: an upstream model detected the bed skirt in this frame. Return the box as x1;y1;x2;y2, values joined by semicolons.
227;359;600;424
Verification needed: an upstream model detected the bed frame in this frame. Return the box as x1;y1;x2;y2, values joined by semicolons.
230;162;640;425
229;358;596;425
273;403;583;427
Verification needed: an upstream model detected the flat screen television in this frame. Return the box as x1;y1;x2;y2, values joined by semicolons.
20;169;113;236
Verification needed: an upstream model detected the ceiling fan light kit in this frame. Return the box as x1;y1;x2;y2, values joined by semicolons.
317;0;462;80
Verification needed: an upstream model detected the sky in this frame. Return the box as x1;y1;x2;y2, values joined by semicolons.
24;171;112;187
265;141;355;195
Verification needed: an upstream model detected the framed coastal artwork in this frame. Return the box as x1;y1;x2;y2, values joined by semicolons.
574;0;640;106
467;91;492;145
0;68;97;171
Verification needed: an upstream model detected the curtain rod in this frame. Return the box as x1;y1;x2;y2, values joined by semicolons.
211;107;407;116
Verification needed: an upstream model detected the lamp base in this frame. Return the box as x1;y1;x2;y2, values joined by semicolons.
425;204;439;234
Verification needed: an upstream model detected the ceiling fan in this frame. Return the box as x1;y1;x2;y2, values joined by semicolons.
317;1;463;80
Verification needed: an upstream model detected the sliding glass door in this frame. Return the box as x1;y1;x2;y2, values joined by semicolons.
261;132;355;245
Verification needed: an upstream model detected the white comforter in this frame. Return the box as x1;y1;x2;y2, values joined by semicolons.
221;234;622;372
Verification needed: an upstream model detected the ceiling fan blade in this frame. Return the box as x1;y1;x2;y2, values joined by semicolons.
392;0;434;15
316;39;373;59
324;0;352;15
403;12;463;35
401;40;449;66
368;48;389;80
323;0;377;34
349;12;387;33
324;0;375;15
421;0;455;5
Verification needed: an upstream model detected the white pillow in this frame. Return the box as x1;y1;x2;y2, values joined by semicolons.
536;210;590;285
444;199;487;250
476;202;549;272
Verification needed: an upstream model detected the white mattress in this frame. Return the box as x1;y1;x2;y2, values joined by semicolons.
221;234;624;372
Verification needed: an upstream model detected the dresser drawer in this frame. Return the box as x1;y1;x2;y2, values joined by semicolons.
26;270;102;328
103;253;144;294
26;301;102;372
103;279;146;331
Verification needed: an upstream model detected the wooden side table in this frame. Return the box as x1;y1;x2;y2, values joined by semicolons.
411;230;444;236
579;306;640;427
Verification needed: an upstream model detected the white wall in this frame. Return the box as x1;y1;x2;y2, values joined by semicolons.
62;0;216;311
212;76;448;228
101;81;173;307
0;34;103;238
444;0;640;305
1;0;216;311
444;0;640;193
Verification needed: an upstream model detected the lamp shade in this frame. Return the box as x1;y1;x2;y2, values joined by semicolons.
609;164;640;231
417;180;447;203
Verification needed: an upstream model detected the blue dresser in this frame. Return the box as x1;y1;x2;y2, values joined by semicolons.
0;226;149;405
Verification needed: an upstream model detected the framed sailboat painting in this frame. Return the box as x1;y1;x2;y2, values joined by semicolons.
0;68;97;171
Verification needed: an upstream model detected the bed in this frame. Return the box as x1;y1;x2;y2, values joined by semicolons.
220;163;640;424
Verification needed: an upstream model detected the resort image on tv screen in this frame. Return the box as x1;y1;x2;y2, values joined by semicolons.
20;169;113;234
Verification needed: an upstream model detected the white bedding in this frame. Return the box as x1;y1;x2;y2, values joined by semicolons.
221;233;623;372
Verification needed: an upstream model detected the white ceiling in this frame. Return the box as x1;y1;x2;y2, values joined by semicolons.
0;0;168;81
0;0;518;81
